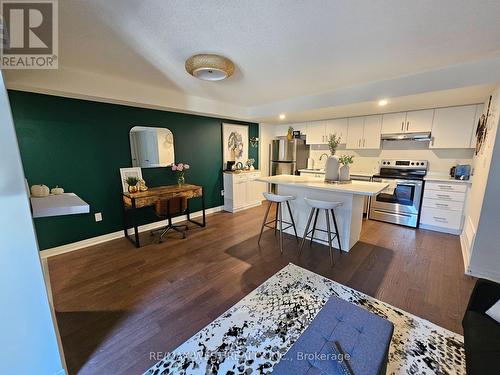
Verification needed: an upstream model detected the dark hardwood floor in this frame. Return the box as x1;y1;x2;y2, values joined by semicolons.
47;204;476;375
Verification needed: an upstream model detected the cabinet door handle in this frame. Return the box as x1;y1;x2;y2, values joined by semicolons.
401;121;404;131
358;139;361;147
436;194;451;199
363;138;365;147
431;136;435;146
436;203;449;207
438;185;453;189
433;216;448;222
406;121;409;131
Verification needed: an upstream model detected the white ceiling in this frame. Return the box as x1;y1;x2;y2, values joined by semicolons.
5;0;500;120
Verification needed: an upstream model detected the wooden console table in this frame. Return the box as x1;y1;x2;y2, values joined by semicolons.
122;184;205;247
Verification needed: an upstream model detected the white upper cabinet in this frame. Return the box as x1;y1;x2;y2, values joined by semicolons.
430;105;477;149
363;115;383;149
305;121;326;144
470;103;484;148
381;112;406;134
325;118;348;144
346;117;365;149
405;109;434;133
381;110;433;134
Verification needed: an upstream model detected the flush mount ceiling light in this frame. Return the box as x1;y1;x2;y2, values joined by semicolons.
378;99;388;106
185;54;235;81
279;114;286;120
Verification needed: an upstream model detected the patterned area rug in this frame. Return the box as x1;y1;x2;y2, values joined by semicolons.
144;263;465;375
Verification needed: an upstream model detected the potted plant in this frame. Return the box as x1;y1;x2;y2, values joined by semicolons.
124;176;140;193
287;126;294;140
338;154;354;181
171;162;190;186
325;133;341;182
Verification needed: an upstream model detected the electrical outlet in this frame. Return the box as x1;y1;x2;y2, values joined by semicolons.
94;212;102;222
221;190;224;196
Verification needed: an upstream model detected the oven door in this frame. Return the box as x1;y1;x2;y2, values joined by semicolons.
371;178;423;215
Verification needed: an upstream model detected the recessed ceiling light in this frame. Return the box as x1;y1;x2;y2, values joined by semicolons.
378;99;388;106
185;54;235;81
279;114;286;120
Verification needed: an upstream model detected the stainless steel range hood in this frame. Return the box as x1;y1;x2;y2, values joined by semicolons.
381;132;432;141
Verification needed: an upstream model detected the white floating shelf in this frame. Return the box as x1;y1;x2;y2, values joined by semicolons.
31;193;90;218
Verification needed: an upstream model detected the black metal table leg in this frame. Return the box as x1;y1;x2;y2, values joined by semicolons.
186;187;206;227
124;196;140;248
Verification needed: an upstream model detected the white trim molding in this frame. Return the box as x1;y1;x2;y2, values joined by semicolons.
460;215;476;275
40;206;223;259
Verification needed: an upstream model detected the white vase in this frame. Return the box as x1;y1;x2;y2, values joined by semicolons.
339;165;350;181
325;155;339;182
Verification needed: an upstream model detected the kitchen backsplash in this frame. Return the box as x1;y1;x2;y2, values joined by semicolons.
308;141;474;174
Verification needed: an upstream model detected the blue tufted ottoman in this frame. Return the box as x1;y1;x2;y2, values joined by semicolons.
272;296;394;375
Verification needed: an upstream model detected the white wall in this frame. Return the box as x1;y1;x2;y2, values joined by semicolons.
262;123;474;175
0;72;65;374
463;85;500;282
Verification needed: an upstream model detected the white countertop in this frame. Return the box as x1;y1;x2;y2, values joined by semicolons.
424;174;472;184
256;175;388;196
31;193;90;218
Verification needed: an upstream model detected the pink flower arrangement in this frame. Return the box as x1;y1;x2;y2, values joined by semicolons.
171;162;190;172
171;162;190;185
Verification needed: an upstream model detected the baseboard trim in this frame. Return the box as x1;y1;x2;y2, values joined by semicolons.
459;216;476;274
419;223;461;235
40;206;223;259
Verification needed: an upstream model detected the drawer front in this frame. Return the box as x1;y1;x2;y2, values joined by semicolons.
233;174;248;183
420;207;462;230
422;197;464;212
247;172;261;180
424;189;465;202
425;181;467;193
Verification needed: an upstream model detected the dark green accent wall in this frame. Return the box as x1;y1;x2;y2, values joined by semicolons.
8;90;259;250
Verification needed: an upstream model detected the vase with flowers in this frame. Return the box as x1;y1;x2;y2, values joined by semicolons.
171;162;190;186
324;133;341;182
338;154;354;181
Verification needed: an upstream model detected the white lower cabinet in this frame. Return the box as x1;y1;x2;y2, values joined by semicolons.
420;180;469;235
223;171;263;212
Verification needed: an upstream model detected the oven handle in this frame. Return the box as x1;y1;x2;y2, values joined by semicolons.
373;178;422;187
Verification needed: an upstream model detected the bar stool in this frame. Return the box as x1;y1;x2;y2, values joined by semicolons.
258;192;299;253
299;198;342;265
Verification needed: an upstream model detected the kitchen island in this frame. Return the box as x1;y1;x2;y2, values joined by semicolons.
256;175;388;251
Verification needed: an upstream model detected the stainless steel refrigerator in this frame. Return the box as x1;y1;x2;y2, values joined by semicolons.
270;137;309;176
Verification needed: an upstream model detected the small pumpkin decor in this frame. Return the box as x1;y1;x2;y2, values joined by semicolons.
124;176;140;193
31;184;50;198
51;186;65;195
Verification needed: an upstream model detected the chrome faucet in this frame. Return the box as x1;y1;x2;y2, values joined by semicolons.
319;153;329;161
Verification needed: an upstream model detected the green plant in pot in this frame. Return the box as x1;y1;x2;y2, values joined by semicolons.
325;133;341;182
338;154;354;181
124;176;140;193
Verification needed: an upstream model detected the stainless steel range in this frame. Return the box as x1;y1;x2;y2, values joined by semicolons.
369;159;428;228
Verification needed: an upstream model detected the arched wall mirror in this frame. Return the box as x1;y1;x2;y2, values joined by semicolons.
129;126;175;168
